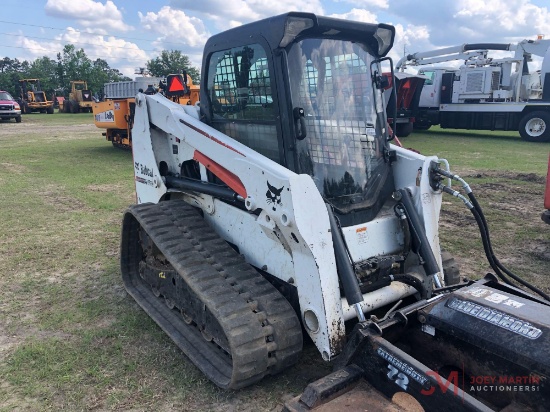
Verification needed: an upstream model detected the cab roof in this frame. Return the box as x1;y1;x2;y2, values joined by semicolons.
203;12;395;59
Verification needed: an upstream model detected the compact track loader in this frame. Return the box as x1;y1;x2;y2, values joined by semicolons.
120;13;550;411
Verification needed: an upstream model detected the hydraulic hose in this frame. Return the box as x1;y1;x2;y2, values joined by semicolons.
394;204;411;261
468;191;550;301
434;166;550;302
433;166;513;282
438;184;512;285
390;274;427;299
164;175;244;203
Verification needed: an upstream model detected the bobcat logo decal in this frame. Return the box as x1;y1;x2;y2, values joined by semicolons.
266;181;284;211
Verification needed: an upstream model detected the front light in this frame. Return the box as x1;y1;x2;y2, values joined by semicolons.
14;103;20;110
374;26;394;57
280;17;314;48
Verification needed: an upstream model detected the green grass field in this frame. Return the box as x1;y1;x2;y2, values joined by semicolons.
401;126;549;282
0;114;548;411
400;126;549;173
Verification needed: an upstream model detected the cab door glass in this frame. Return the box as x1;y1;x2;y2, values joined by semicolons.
287;38;388;210
206;44;280;162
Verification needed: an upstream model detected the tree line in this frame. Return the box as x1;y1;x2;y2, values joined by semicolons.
0;45;200;100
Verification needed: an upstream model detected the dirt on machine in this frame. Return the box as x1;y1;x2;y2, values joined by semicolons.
119;12;550;412
93;73;199;149
17;79;55;114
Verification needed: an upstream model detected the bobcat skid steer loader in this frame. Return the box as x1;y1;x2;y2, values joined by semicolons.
120;12;550;411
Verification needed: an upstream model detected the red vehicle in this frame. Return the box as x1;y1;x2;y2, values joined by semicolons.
0;90;22;123
543;154;550;224
383;72;426;137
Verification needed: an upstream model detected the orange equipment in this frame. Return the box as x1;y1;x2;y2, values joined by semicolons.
92;73;199;149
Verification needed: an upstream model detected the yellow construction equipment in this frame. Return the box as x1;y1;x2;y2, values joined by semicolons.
17;79;54;114
61;80;94;113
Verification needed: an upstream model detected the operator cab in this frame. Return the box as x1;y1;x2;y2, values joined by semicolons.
200;12;396;224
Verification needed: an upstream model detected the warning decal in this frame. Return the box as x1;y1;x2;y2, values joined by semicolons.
356;226;369;244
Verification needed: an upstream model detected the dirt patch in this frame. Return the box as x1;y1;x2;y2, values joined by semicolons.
0;322;73;361
463;170;546;184
0;162;28;174
87;183;126;192
529;240;550;261
0;121;96;140
38;184;91;212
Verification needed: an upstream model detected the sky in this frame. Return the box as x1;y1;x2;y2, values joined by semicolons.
1;0;550;78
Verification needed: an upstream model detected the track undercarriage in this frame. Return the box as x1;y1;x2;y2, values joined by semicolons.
120;200;303;389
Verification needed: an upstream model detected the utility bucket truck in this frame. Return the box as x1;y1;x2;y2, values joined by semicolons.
120;12;550;411
397;39;550;142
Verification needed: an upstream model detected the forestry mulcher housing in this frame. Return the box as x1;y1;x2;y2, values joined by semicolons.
120;13;550;411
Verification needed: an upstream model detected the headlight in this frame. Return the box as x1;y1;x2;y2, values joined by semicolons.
280;16;314;48
374;25;395;57
14;103;20;110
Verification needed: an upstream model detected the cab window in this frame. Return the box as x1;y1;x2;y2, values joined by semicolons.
206;44;281;163
421;70;435;85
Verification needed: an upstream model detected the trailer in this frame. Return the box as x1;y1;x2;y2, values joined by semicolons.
93;74;199;149
384;71;426;137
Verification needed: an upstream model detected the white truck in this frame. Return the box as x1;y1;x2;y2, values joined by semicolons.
397;38;550;142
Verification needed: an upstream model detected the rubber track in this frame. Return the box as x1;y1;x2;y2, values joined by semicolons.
120;200;303;389
441;250;460;286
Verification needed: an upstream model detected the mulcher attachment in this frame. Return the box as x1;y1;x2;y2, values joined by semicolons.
286;276;550;411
